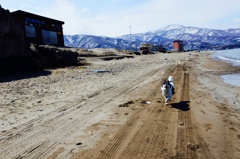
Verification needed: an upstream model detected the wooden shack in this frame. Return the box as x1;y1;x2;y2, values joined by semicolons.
11;10;65;47
173;40;184;52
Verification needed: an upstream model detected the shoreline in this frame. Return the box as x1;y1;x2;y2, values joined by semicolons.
193;51;240;110
209;49;240;87
210;48;240;66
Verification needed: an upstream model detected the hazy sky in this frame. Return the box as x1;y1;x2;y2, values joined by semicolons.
1;0;240;37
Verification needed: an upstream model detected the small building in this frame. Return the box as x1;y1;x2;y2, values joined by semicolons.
140;43;153;54
11;10;65;47
173;40;184;52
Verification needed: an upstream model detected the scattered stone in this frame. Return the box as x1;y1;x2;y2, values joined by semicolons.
118;101;134;107
76;142;82;146
187;143;199;151
146;101;151;104
179;122;184;126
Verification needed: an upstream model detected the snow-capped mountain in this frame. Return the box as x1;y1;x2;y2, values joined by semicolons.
64;34;130;49
151;24;240;38
64;25;240;50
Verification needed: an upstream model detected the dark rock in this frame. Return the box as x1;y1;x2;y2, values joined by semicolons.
30;44;84;68
0;5;30;59
0;6;37;74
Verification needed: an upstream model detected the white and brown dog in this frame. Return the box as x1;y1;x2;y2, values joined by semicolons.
161;76;175;104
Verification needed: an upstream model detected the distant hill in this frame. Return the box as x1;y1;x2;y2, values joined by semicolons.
64;24;240;51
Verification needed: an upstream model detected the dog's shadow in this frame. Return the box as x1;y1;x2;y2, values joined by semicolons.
171;101;190;111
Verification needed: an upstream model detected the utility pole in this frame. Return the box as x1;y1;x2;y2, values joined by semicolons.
129;25;132;51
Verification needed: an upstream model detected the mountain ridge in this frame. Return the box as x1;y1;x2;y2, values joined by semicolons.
64;24;240;50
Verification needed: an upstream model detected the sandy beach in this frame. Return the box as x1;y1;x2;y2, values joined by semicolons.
0;50;240;159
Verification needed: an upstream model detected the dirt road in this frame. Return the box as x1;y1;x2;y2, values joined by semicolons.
1;52;240;159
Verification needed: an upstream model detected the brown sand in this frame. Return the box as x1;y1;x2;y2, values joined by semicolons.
0;51;240;159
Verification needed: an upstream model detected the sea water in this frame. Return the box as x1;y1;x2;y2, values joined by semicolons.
221;74;240;86
211;48;240;66
210;48;240;87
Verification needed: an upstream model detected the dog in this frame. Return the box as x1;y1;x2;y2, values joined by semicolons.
161;76;175;104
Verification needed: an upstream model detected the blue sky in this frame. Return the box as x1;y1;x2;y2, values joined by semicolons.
1;0;240;37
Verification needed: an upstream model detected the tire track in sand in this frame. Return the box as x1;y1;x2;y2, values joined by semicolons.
175;64;212;159
0;67;163;159
97;65;180;159
97;64;212;159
